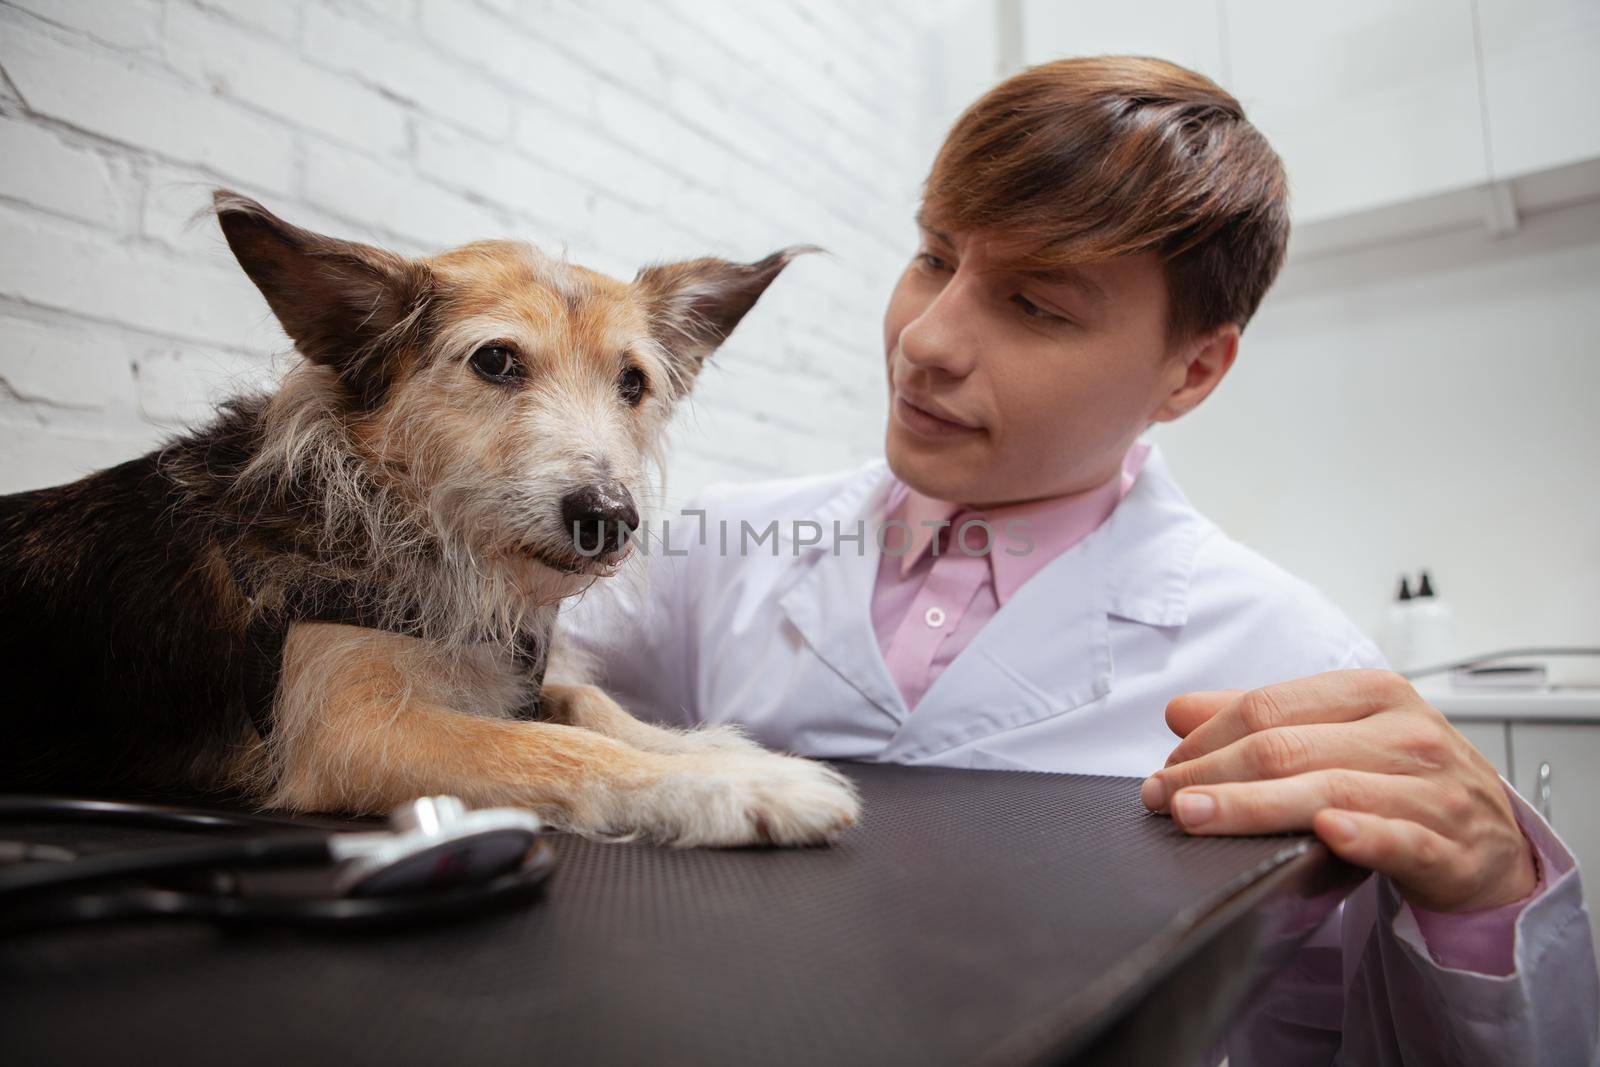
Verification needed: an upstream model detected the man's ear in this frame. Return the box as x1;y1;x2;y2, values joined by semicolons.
213;189;432;405
634;246;817;381
1150;323;1240;424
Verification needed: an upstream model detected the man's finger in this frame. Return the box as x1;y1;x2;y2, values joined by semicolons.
1164;689;1242;739
1311;809;1470;905
1164;669;1411;767
1148;721;1417;806
1163;769;1451;836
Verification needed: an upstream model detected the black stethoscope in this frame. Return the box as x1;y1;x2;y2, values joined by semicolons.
0;794;556;933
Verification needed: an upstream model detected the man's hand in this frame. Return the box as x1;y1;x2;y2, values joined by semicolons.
1142;669;1537;913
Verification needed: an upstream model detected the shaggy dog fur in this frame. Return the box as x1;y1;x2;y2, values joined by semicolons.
0;191;858;847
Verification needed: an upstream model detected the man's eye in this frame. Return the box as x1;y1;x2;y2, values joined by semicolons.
469;344;521;381
1012;294;1063;322
917;252;952;273
618;364;648;406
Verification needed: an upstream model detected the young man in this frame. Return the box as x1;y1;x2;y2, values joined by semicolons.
560;57;1597;1062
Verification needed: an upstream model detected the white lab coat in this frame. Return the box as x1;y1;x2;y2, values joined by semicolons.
561;444;1598;1065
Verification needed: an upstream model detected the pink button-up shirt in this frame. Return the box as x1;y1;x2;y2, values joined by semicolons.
868;440;1537;976
870;443;1149;712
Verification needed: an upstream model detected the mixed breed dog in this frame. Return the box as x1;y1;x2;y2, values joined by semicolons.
0;192;859;847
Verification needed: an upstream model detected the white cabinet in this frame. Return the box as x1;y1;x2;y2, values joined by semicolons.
1476;0;1600;179
1008;0;1600;244
1224;0;1488;224
1509;722;1600;947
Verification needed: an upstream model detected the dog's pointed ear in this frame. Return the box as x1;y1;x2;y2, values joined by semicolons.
634;246;817;374
213;189;431;404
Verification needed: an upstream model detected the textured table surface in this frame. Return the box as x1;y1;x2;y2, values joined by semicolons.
0;762;1350;1066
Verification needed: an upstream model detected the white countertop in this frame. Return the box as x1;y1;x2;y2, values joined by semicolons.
1417;683;1600;722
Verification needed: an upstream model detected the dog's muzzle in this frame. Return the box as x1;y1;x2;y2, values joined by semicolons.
560;481;639;559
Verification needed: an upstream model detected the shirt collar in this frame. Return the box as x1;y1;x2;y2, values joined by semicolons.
885;442;1151;605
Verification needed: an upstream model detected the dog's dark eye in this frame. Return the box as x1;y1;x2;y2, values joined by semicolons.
469;344;521;382
618;364;648;406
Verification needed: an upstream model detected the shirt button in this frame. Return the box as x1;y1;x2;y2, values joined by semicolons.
924;606;946;628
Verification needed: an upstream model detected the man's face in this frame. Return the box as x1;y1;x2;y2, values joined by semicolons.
882;223;1190;507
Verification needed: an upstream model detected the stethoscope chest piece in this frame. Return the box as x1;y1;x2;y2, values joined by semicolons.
333;796;547;897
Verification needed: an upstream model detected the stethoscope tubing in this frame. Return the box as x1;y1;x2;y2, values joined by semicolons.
0;857;555;933
0;833;332;896
0;794;557;932
0;794;357;832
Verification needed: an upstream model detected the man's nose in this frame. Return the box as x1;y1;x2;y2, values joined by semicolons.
560;481;639;557
897;280;978;378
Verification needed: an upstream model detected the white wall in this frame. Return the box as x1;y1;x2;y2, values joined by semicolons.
9;0;1594;667
919;0;1004;172
0;0;930;507
1154;197;1600;663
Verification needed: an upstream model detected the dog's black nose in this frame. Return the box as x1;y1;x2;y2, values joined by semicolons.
560;482;639;557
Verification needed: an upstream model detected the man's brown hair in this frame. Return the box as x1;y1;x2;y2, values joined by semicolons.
922;55;1289;340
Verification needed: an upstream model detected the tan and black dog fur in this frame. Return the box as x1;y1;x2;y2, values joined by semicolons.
0;191;858;847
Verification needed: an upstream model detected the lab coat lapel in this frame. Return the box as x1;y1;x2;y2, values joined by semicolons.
879;533;1111;763
775;464;909;727
882;444;1201;763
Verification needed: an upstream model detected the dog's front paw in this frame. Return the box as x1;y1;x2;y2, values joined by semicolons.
665;723;770;757
630;752;861;848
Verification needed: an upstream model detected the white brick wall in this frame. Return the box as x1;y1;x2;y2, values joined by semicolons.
0;0;939;504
